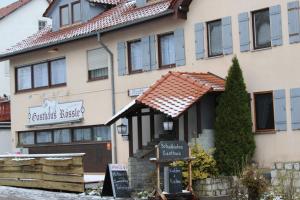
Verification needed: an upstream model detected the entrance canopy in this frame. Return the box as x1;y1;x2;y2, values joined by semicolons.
106;71;225;125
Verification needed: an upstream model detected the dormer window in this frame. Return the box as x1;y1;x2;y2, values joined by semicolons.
60;5;69;27
72;1;81;23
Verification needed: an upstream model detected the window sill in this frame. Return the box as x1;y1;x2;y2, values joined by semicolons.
87;76;109;82
255;129;276;134
159;64;176;70
129;69;143;75
18;140;111;148
15;83;67;94
251;46;272;53
205;54;224;60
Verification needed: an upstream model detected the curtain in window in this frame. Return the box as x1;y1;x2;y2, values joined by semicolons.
130;41;143;71
19;132;34;145
36;131;52;143
94;126;111;141
209;21;223;56
51;59;66;85
74;128;92;141
54;129;71;143
160;34;175;66
17;66;32;90
254;10;271;48
33;63;48;88
255;94;275;130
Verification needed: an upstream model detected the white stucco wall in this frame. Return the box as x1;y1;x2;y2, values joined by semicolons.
0;129;12;154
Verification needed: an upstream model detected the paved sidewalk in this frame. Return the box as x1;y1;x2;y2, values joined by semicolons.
0;186;119;200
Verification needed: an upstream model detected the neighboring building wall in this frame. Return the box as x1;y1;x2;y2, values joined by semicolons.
0;129;12;154
9;0;300;167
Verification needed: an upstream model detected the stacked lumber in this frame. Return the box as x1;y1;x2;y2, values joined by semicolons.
0;153;85;193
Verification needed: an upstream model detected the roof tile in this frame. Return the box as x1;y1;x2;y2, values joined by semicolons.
0;0;31;20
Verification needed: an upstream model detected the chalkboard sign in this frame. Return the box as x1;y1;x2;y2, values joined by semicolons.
101;164;131;198
169;167;183;194
159;141;188;161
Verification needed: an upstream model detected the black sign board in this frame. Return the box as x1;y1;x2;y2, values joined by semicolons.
169;167;183;194
101;164;131;198
159;141;188;161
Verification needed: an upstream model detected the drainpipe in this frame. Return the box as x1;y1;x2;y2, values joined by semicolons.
97;32;117;164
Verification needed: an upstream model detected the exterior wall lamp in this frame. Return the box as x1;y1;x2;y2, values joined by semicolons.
117;123;128;141
163;119;174;131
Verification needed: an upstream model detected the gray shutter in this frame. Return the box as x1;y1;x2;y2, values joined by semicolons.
273;90;287;131
270;5;283;46
288;1;300;44
174;28;186;66
150;35;157;70
117;42;126;76
238;12;250;52
195;22;205;59
142;36;151;71
222;16;233;55
290;88;300;130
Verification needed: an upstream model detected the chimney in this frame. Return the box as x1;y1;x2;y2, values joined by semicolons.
136;0;147;7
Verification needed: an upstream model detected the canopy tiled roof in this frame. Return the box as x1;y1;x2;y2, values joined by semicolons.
106;71;225;124
1;0;176;56
88;0;124;4
0;0;31;20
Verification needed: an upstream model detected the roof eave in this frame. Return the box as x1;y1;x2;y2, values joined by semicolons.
0;9;175;61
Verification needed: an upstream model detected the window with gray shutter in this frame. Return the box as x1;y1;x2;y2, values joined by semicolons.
270;5;283;46
149;35;157;70
142;36;151;71
117;42;127;76
87;48;109;80
174;28;186;66
288;1;300;44
252;9;271;49
238;12;250;52
290;88;300;130
158;33;175;68
207;20;223;57
273;89;287;131
254;92;275;131
128;40;143;73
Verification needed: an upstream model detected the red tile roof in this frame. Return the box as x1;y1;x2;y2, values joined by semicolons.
106;71;225;124
137;71;225;117
0;0;31;20
3;0;175;56
88;0;124;4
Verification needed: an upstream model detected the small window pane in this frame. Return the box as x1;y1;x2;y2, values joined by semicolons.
33;63;48;88
255;93;275;130
89;68;108;79
253;9;271;49
60;5;69;26
208;20;223;57
19;132;34;145
39;20;47;30
36;131;52;144
94;126;111;141
160;34;175;66
51;59;66;85
129;40;143;71
72;2;81;23
74;128;92;141
87;48;109;80
54;129;71;143
17;66;32;90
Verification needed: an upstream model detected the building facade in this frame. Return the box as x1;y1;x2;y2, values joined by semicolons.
1;0;300;172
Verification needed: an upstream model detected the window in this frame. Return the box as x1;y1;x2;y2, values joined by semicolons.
54;129;71;143
207;20;223;57
72;1;81;23
38;20;47;30
51;59;66;85
254;92;275;131
60;5;69;27
253;9;271;49
16;58;66;92
36;131;52;144
74;128;92;141
158;33;175;67
19;132;34;145
17;66;32;91
94;126;111;141
87;48;109;80
33;63;48;88
128;40;143;73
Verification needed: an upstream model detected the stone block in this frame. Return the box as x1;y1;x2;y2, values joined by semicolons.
285;163;293;170
293;179;300;187
276;162;283;170
221;189;227;195
271;170;277;178
206;178;212;184
294;163;300;171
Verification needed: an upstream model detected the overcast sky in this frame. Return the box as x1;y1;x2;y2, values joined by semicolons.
0;0;17;8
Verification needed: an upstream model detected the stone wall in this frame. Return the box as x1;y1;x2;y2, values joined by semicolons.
193;177;234;198
128;157;156;192
271;161;300;194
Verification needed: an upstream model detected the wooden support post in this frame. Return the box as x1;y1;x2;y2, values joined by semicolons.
137;111;143;150
128;117;133;157
184;112;189;142
196;100;202;135
156;146;160;190
150;109;155;141
188;147;192;190
174;118;179;140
